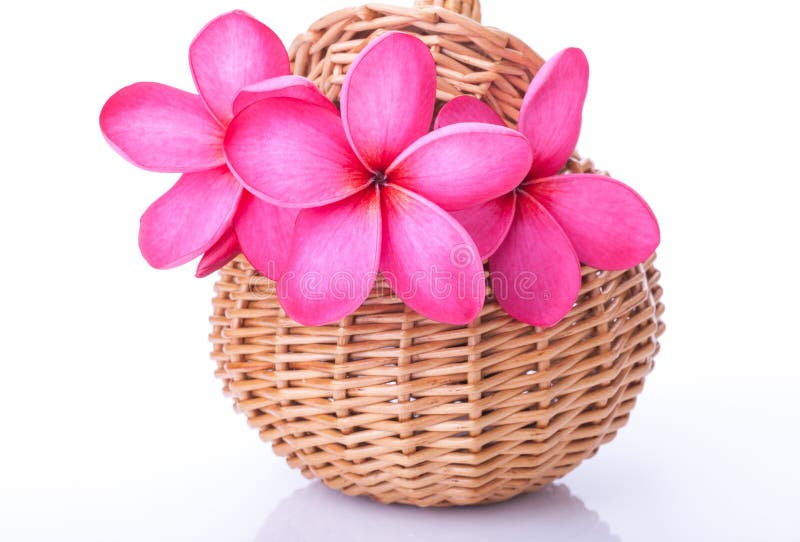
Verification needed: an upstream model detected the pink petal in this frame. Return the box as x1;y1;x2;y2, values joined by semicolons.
380;185;485;325
434;95;505;129
340;32;436;172
224;97;371;207
190;10;290;125
234;192;299;281
519;48;590;179
232;75;338;117
386;123;532;211
525;174;660;270
100;82;225;173
451;193;517;260
278;188;381;326
139;167;242;269
196;228;240;278
490;190;581;327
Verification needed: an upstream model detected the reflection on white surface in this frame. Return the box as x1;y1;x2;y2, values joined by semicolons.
254;482;619;542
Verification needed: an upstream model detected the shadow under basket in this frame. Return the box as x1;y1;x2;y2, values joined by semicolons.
209;0;665;507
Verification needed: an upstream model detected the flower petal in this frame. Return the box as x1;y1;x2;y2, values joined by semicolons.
196;228;240;278
490;190;581;327
519;48;589;179
340;32;436;172
224;98;371;207
386;123;532;211
190;10;290;125
525;174;660;270
139;167;242;269
232;75;337;117
451;193;516;260
434;95;505;129
278;188;381;326
234;192;299;281
380;185;485;325
100;82;225;173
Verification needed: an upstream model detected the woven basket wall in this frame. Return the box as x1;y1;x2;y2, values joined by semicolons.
210;0;665;507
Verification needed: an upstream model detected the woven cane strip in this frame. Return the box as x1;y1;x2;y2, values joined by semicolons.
209;0;664;506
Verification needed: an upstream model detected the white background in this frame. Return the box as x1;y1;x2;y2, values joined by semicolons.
1;0;799;540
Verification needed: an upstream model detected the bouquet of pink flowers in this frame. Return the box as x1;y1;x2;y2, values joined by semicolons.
101;10;659;329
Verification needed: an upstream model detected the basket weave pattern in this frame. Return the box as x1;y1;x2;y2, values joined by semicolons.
289;0;543;124
209;0;665;507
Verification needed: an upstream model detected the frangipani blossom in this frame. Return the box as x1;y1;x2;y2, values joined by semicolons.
194;192;299;278
436;48;660;327
100;11;319;278
225;32;533;326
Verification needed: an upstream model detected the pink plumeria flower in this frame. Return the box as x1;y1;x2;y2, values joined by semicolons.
100;11;332;278
436;48;660;327
225;32;533;326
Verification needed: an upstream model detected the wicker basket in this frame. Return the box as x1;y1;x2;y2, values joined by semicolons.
209;0;665;508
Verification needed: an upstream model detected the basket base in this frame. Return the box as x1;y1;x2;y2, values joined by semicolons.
278;395;636;507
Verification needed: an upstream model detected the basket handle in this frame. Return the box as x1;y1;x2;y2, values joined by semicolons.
414;0;481;22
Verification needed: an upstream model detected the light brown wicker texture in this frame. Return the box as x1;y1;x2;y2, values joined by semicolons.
209;0;665;507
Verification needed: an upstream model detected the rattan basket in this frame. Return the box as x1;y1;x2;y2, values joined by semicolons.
210;0;665;507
